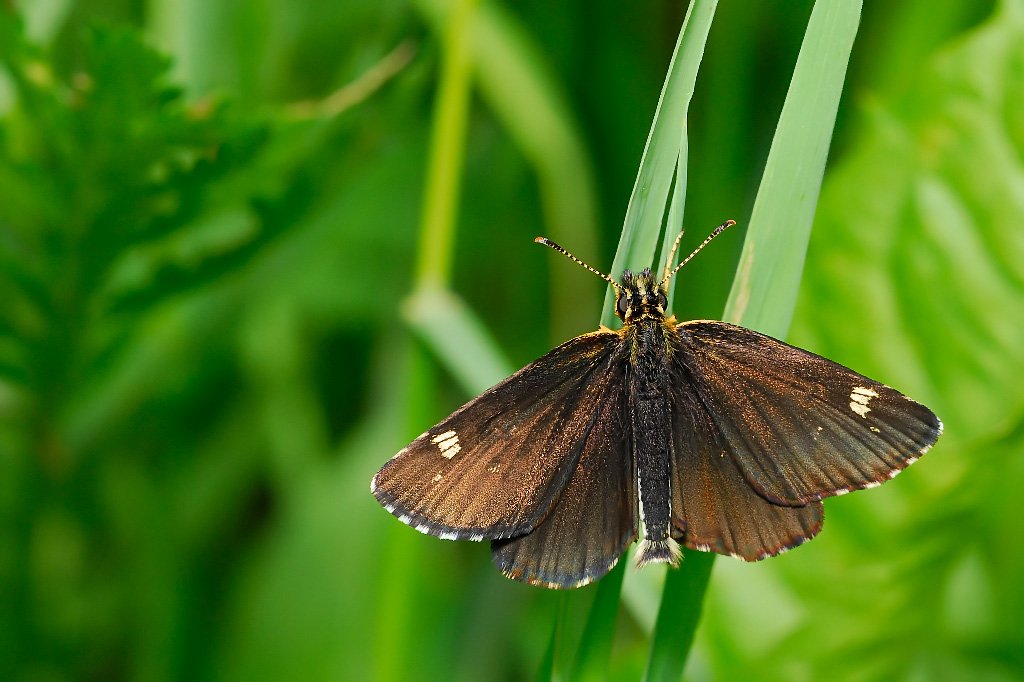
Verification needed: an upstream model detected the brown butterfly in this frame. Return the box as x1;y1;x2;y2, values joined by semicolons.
371;221;942;588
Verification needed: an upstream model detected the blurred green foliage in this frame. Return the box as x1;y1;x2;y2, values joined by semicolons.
1;1;1021;681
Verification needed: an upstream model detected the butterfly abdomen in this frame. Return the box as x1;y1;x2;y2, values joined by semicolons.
628;318;682;567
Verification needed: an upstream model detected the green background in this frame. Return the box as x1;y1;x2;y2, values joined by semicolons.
1;0;1022;680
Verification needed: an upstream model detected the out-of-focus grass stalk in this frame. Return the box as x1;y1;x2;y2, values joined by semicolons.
644;2;862;680
414;0;478;290
415;0;603;339
375;1;479;680
468;1;602;339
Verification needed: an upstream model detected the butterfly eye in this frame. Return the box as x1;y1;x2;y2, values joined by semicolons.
657;291;668;309
617;294;630;316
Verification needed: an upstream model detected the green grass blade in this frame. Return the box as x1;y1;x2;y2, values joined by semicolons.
404;287;514;394
535;606;559;682
662;136;689;313
724;0;863;335
644;2;863;680
568;560;627;682
601;0;719;327
643;552;715;681
563;2;719;679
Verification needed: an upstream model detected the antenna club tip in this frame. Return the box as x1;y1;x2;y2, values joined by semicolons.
534;236;548;244
724;219;736;228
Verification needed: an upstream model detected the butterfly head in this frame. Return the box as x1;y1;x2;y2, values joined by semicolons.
616;268;668;323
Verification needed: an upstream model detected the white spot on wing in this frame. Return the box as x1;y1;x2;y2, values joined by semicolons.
431;473;442;483
849;386;879;418
431;430;456;443
849;402;870;417
431;430;461;459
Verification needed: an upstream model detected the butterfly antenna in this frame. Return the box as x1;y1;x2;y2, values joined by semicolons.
535;237;619;289
659;219;736;286
660;227;687;282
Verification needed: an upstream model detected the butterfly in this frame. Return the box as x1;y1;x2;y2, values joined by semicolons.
371;220;943;589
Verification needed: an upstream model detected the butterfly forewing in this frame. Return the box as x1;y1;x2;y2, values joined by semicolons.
679;321;942;506
668;370;823;560
492;370;635;588
372;330;623;541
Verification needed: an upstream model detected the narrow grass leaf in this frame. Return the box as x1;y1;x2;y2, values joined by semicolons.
569;560;627;682
645;2;863;680
535;608;559;682
569;1;720;679
643;551;715;682
725;0;863;336
662;137;689;313
601;0;720;326
414;0;480;289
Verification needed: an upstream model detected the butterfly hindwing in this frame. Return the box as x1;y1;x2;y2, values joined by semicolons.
372;330;624;541
492;369;635;588
668;377;823;560
679;321;942;506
